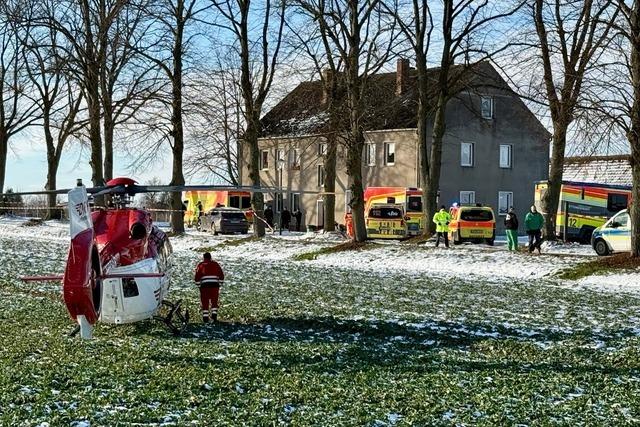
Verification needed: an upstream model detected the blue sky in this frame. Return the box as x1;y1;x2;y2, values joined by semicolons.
5;134;172;192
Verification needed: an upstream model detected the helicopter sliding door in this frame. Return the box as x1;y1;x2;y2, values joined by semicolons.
99;258;163;324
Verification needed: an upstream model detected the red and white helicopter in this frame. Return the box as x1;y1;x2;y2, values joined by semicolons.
4;177;274;339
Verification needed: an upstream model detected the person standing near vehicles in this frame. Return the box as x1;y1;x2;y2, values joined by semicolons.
525;205;544;254
504;206;519;251
432;205;451;248
194;252;224;323
281;206;292;231
264;204;274;228
293;208;302;231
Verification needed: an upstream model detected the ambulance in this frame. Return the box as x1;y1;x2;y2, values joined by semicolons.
535;181;631;242
448;205;496;245
363;187;424;236
365;203;408;239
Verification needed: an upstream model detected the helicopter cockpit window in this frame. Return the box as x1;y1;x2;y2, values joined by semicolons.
130;222;146;240
122;278;139;298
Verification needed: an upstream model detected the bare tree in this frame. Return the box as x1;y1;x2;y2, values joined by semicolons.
0;1;40;193
529;0;617;239
296;0;398;242
288;1;345;232
21;18;85;219
100;1;159;182
417;1;525;234
210;0;287;238
131;0;209;233
185;48;244;185
592;1;640;256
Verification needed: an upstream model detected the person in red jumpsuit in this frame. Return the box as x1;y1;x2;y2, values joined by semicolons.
194;252;224;323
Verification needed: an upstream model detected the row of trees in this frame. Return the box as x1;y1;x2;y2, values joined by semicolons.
1;0;639;255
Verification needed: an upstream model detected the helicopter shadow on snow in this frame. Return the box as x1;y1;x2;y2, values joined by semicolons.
131;315;639;376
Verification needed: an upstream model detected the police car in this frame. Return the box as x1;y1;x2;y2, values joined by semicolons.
591;209;630;256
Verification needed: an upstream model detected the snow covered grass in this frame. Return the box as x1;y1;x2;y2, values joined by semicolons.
1;219;640;424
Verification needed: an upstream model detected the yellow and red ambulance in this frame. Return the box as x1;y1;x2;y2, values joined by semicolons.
534;181;632;242
363;187;424;236
448;205;496;245
344;187;425;239
183;190;253;227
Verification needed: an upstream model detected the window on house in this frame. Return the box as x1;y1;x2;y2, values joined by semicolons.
275;194;283;212
291;193;301;211
459;191;475;205
364;143;376;166
345;190;353;214
290;148;301;169
276;149;285;169
607;193;628;213
384;142;395;166
260;150;269;170
481;96;494;119
318;142;327;156
499;144;512;168
317;165;325;187
461;143;474;167
498;191;513;216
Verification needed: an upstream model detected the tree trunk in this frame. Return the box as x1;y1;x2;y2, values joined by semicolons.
631;138;640;257
415;53;430;236
629;6;640;257
323;133;337;232
103;101;114;182
44;114;62;220
346;130;367;242
170;4;186;234
86;71;104;198
0;131;7;194
245;112;265;237
541;124;568;240
426;94;447;234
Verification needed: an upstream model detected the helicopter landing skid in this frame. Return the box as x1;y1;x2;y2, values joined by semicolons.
154;300;190;336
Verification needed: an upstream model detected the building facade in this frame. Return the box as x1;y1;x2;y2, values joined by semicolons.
241;61;550;233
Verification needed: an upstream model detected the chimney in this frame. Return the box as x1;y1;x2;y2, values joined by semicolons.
321;68;334;105
396;58;410;96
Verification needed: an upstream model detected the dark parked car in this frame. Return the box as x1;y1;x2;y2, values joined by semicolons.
199;208;249;235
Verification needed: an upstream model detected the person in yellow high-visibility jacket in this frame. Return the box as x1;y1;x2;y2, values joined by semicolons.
432;205;452;248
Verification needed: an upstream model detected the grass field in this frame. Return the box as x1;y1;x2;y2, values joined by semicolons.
1;231;640;425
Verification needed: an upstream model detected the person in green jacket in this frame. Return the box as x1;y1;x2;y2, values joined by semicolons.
524;205;544;254
504;207;519;251
432;205;452;248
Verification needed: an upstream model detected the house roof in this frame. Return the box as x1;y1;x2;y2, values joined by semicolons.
260;61;547;138
563;155;632;187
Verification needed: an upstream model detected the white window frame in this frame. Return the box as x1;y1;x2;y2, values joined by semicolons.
365;143;376;166
318;142;328;156
459;191;475;205
460;142;474;167
317;164;325;188
498;191;513;216
499;144;512;169
291;193;301;211
260;150;269;170
481;96;494;119
384;142;395;166
290;148;301;169
345;190;353;214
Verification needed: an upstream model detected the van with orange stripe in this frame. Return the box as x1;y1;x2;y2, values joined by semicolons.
448;205;496;245
534;181;632;242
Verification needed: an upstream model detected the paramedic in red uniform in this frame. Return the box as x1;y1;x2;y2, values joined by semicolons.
194;252;224;323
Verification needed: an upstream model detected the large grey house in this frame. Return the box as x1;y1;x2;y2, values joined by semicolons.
241;60;550;233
